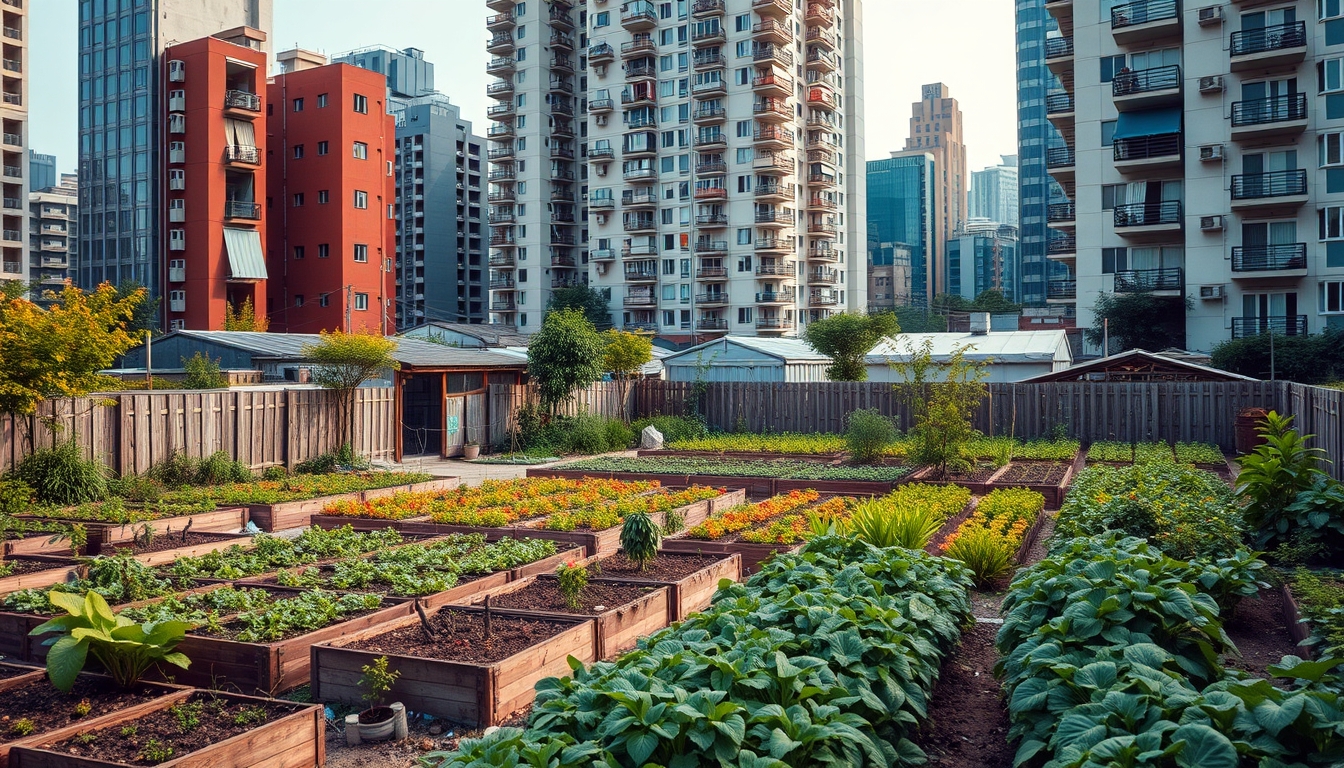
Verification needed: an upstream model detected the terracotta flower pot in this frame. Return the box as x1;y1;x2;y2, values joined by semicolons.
464;444;481;460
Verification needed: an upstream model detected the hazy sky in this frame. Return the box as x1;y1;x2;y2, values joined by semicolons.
29;0;1018;176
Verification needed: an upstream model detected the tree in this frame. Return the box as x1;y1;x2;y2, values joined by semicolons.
1211;329;1344;384
1084;292;1191;354
602;330;653;422
970;289;1021;314
893;305;948;333
931;293;971;314
528;309;605;413
181;352;228;390
222;296;269;331
113;281;161;336
0;283;144;418
548;285;613;330
803;312;900;382
892;338;989;478
302;330;400;451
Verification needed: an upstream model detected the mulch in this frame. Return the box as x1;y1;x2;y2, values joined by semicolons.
0;678;166;745
1223;587;1301;679
106;533;242;556
488;580;658;616
594;552;725;581
996;462;1070;485
344;609;574;665
917;622;1015;768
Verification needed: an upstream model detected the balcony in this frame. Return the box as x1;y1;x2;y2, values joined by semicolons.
755;127;794;148
588;43;615;64
224;201;261;220
808;196;838;211
487;123;514;138
756;261;796;276
691;25;726;44
223;90;261;113
621;38;657;58
696;266;729;279
752;73;792;96
624;268;659;283
693;51;725;70
694;239;729;254
1110;0;1180;45
757;210;794;226
1048;236;1077;262
489;278;516;290
223;145;260;165
808;171;838;188
1232;316;1307;338
1113;132;1181;173
1045;92;1074;119
487;33;515;54
624;294;657;307
756;182;795;201
488;167;516;182
486;103;515;118
488;253;516;267
624;167;658;181
754;0;791;15
807;246;839;261
698;318;730;331
487;56;515;76
696;211;729;226
623;244;659;258
589;98;614;115
486;11;515;30
1114;267;1183;295
693;0;725;16
486;80;514;99
694;131;726;149
488;146;515;161
1231;94;1308;142
1044;36;1074;73
1045;0;1073;30
490;300;518;313
756;289;797;304
549;33;575;50
809;269;839;284
549;5;575;29
1230;21;1307;72
1112;65;1181;111
621;1;658;31
693;105;727;124
622;190;658;207
809;290;840;306
696;293;729;307
756;318;794;331
695;160;727;176
623;217;657;233
1047;280;1076;303
1046;146;1075;182
753;100;790;121
1047;202;1076;228
753;19;790;44
1231;243;1308;277
1230;169;1308;213
1114;201;1182;236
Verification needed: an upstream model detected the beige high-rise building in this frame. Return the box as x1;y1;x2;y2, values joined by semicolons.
901;83;968;297
0;0;27;286
29;174;78;299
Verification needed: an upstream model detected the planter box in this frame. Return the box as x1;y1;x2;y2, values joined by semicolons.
509;547;586;580
10;689;324;768
908;466;1003;497
0;612;50;662
636;450;844;462
0;557;82;598
506;491;744;558
248;494;362;533
307;514;432;533
359;477;460;501
5;508;249;559
311;605;595;727
660;538;804;577
457;577;671;660
1280;583;1316;660
108;533;252;568
594;553;740;623
773;478;903;496
986;461;1075;510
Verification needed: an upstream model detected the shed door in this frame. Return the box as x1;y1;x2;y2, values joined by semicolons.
444;397;466;457
466;393;487;447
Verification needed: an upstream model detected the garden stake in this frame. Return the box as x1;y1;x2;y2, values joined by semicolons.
414;599;436;641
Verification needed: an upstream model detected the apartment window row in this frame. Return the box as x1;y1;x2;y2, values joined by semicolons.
290;141;365;159
290;242;370;262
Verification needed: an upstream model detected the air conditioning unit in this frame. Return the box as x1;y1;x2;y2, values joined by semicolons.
595;213;609;225
594;262;607;275
169;319;186;331
592;63;608;77
1199;144;1225;162
168;60;185;82
1197;6;1223;25
594;113;609;126
1200;215;1225;231
1199;75;1225;93
1199;284;1226;300
595;165;607;176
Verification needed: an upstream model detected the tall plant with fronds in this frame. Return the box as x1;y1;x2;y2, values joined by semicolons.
1236;411;1325;549
846;498;943;550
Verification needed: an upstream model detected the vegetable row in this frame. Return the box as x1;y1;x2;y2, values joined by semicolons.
665;433;1081;462
1086;440;1225;465
555;456;914;481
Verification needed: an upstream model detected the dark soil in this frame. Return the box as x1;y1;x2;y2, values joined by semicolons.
918;622;1015;768
0;677;166;744
0;663;38;680
925;464;1001;483
926;498;978;554
245;567;492;598
595;552;726;581
490;579;659;616
1224;588;1300;679
202;601;393;642
345;609;577;664
996;462;1070;485
106;533;246;557
49;692;293;765
0;559;76;577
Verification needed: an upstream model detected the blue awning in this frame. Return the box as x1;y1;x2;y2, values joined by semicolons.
1112;108;1182;140
223;228;268;281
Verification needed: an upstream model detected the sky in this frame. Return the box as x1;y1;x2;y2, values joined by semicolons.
28;0;1018;176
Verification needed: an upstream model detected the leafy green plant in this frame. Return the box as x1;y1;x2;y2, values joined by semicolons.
181;351;228;389
619;511;660;570
32;590;190;691
844;409;896;464
138;739;173;763
359;655;401;709
1290;569;1344;655
555;562;588;612
12;439;109;505
0;478;33;518
846;496;942;549
892;338;989;477
941;527;1015;587
1237;411;1333;554
8;718;35;736
169;701;203;732
73;698;92;717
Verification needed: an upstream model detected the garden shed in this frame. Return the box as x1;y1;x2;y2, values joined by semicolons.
661;336;832;383
1021;348;1258;383
865;329;1073;383
399;321;531;349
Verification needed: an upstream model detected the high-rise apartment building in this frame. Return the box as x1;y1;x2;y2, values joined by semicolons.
0;0;26;285
901;82;969;294
971;154;1021;227
265;50;397;334
1016;0;1071;308
161;29;268;332
484;0;586;333
29;151;56;196
1046;0;1344;352
948;220;1019;302
334;46;435;108
76;0;271;307
29;174;79;299
868;152;935;305
487;0;867;339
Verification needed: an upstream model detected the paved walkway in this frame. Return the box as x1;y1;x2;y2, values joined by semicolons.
389;450;637;487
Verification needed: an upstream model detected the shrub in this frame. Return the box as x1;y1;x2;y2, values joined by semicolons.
942;527;1015;587
295;443;368;474
602;419;634;451
629;415;708;443
844;408;895;464
12;440;109;506
563;415;610;455
0;478;33;517
145;453;200;488
180;352;228;389
196;451;250;485
619;511;660;570
1237;411;1341;559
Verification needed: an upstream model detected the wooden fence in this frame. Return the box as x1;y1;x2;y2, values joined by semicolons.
487;382;634;449
0;387;396;476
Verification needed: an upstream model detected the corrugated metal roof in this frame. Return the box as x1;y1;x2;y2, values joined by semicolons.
165;331;525;369
1021;349;1257;383
402;321;532;347
664;335;830;365
866;331;1072;365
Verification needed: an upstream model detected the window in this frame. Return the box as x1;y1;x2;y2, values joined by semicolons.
293;144;305;159
1100;55;1126;83
318;243;330;258
594;10;609;26
317;141;329;155
318;190;329;204
317;93;328;108
737;228;751;245
353;244;368;262
353;142;368;160
353;94;368;114
295;295;305;307
293;245;305;259
319;294;330;307
1102;247;1128;273
1101;120;1118;147
292;193;305;207
1325;0;1344;19
737;307;753;324
354;293;369;311
1102;184;1127;210
1321;58;1344;93
293;98;304;112
354;190;368;209
1322;281;1344;312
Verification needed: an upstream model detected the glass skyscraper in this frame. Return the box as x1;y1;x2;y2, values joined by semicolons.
867;153;936;306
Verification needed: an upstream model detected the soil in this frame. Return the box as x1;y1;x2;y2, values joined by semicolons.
0;559;75;577
489;579;659;616
594;552;726;582
1020;512;1057;567
203;601;392;643
0;677;166;744
925;464;1001;483
49;692;293;765
0;663;38;680
245;568;493;598
996;462;1070;485
917;622;1015;768
1223;588;1300;679
345;609;577;664
106;533;246;557
926;498;978;555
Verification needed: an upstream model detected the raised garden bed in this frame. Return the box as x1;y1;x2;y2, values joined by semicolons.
986;461;1075;509
0;557;82;598
310;605;595;727
636;449;846;462
102;532;253;568
659;538;802;578
457;576;671;660
590;551;741;622
532;467;912;499
358;476;459;501
11;689;325;768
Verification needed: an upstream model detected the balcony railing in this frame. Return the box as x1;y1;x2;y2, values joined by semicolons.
1047;203;1076;223
1046;146;1075;168
1230;21;1306;57
1048;236;1077;255
1114;200;1182;227
224;145;260;164
756;318;793;330
1047;280;1077;300
224;201;261;220
1232;93;1307;127
1044;36;1074;59
698;318;729;331
1113;132;1181;162
1112;64;1180;97
1231;243;1307;272
1045;92;1074;115
1114;267;1183;293
1111;0;1178;30
1232;316;1307;338
1231;169;1307;200
224;90;261;112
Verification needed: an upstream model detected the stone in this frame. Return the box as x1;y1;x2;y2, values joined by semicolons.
640;425;664;450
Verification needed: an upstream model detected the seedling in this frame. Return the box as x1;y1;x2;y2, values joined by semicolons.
74;732;97;745
73;698;92;717
232;706;268;726
138;739;173;763
169;701;202;733
357;656;400;709
556;562;589;611
120;725;138;738
8;717;35;736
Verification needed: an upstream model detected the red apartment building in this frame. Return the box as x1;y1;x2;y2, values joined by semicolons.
161;28;269;331
266;49;396;334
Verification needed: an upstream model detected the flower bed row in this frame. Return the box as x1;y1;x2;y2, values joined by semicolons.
938;487;1045;586
319;477;659;523
554;455;915;482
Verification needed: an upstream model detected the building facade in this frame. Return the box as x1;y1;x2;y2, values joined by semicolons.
1;0;26;285
970;154;1020;227
161;30;268;332
29;151;55;196
265;50;397;335
1046;0;1344;352
901;82;969;292
76;0;271;307
334;46;435;108
868;152;935;305
29;174;78;298
947;220;1019;302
